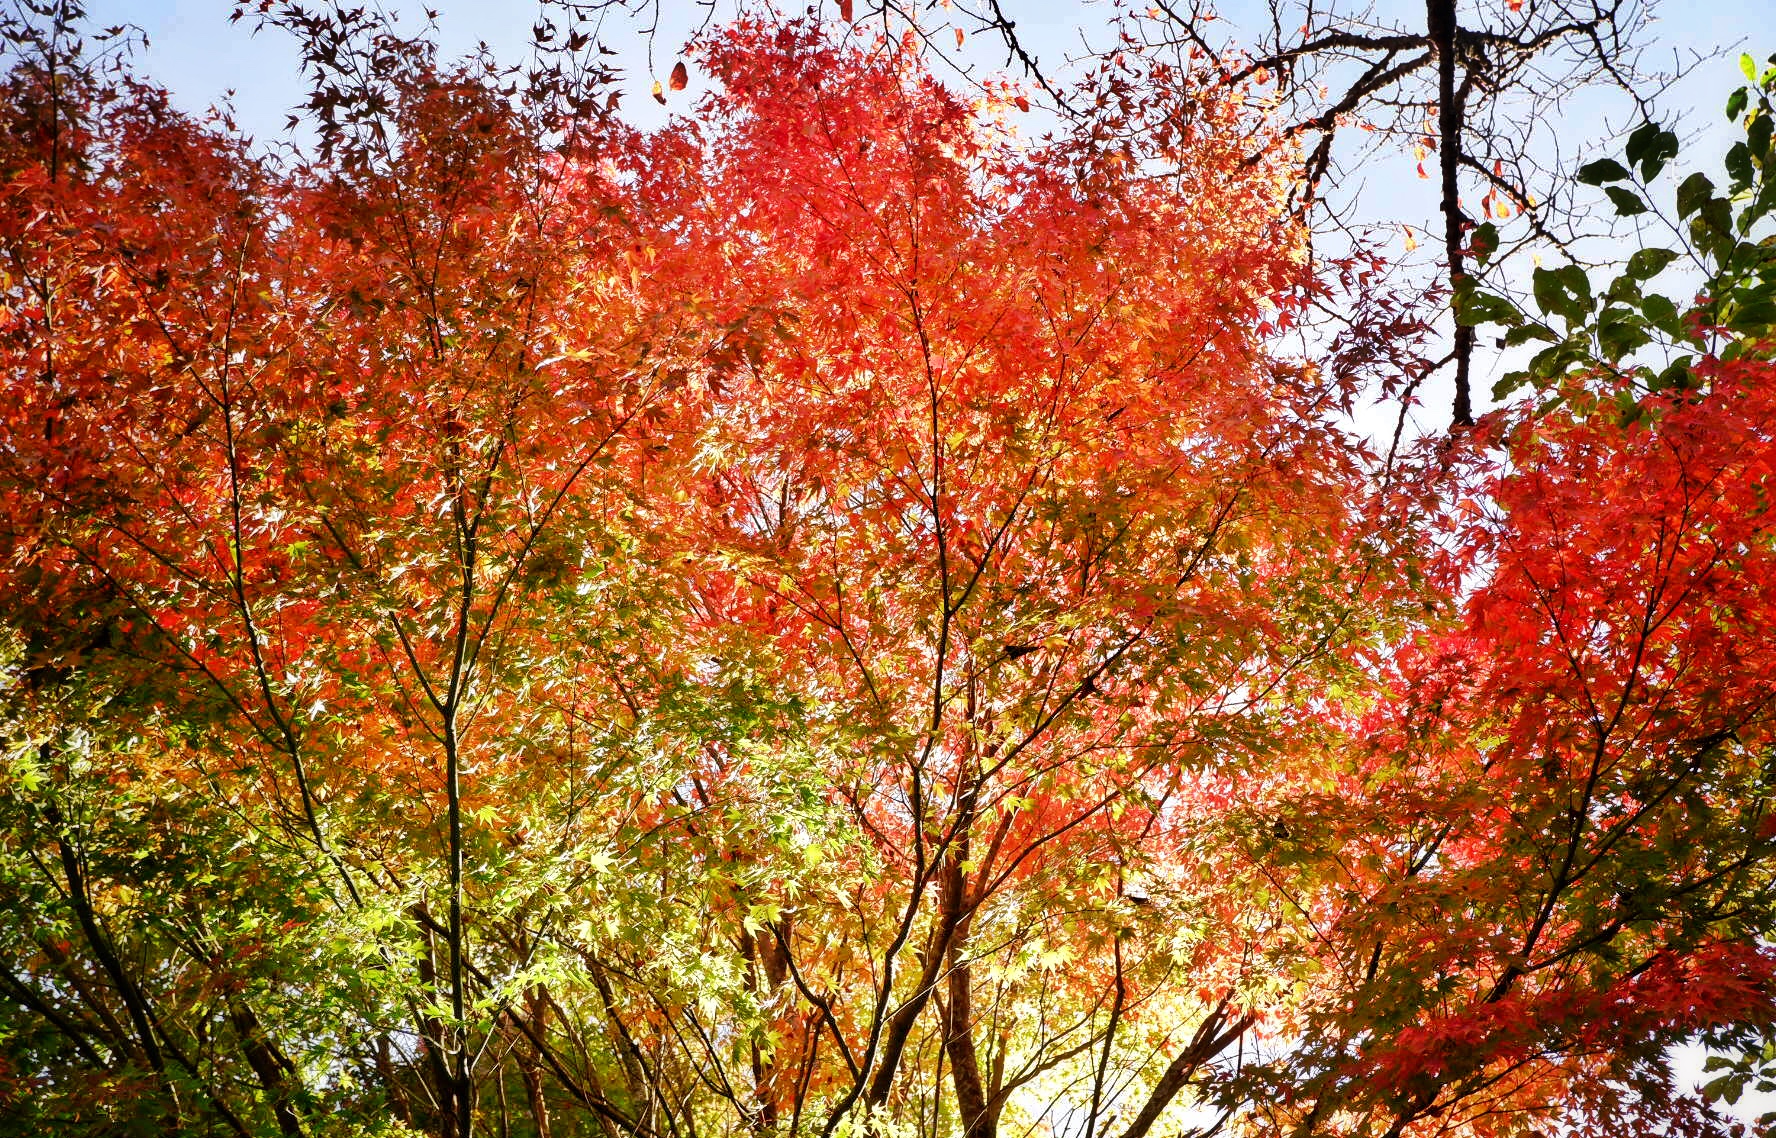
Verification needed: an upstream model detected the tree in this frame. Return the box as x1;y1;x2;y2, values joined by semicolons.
1312;55;1776;1136
950;0;1692;429
0;1;696;1132
2;4;1776;1138
642;19;1382;1138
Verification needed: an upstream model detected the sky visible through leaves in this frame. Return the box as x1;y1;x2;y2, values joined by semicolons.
96;0;1774;436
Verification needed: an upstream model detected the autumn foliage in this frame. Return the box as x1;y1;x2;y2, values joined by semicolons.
2;5;1776;1138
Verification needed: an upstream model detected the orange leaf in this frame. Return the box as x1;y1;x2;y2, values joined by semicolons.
651;79;666;104
670;61;689;91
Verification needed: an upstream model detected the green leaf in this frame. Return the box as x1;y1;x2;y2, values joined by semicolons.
1729;87;1750;122
1625;124;1678;182
1729;240;1768;272
1532;267;1562;319
1470;221;1499;267
1560;263;1596;309
1751;112;1773;162
1606;186;1648;216
1699;196;1734;237
1527;338;1586;379
1640;293;1682;336
1605;273;1643;304
1693;210;1734;261
1532;264;1594;327
1577;157;1632;185
1656;357;1695;391
1756;178;1776;227
1493;369;1532;400
1728;297;1776;331
1624;122;1661;167
1726;141;1754;189
1677;172;1715;219
1626;247;1678;280
1453;281;1523;326
1743;52;1759;83
1503;322;1558;347
1597;307;1650;361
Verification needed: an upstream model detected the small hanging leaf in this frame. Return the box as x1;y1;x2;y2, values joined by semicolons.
1470;221;1498;265
1577;158;1631;185
1676;172;1714;219
1625;124;1678;182
1625;247;1677;280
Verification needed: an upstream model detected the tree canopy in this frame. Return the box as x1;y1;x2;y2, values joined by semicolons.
2;4;1775;1138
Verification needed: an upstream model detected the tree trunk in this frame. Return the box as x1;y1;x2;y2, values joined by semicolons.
941;849;993;1138
522;987;554;1138
227;995;304;1136
1428;0;1475;426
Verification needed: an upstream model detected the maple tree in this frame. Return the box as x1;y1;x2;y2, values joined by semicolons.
2;4;1776;1138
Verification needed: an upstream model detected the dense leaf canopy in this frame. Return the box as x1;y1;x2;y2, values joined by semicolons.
2;6;1775;1138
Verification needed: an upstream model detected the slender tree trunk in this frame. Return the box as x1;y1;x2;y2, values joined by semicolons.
864;855;972;1108
417;923;459;1136
1428;0;1475;426
227;995;304;1136
523;987;555;1138
746;926;790;1129
377;1035;412;1125
941;849;992;1138
444;712;474;1138
46;799;182;1128
1115;1002;1254;1138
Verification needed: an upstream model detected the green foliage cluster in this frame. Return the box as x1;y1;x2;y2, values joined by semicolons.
1460;53;1776;417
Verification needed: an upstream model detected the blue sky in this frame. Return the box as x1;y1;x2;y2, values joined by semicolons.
90;0;1770;149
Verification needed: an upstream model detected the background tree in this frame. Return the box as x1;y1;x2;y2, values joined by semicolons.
927;0;1695;429
0;1;707;1133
